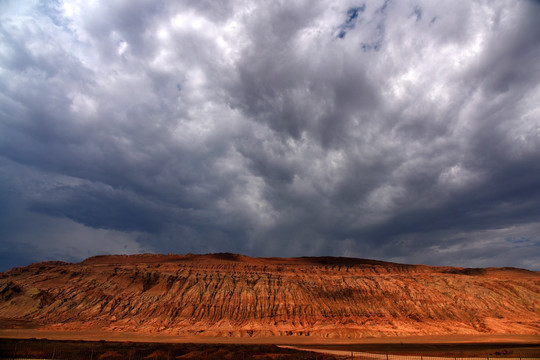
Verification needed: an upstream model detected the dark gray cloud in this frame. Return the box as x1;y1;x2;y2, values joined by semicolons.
1;0;539;271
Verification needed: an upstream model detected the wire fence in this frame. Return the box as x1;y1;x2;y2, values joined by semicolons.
277;346;540;360
343;353;540;360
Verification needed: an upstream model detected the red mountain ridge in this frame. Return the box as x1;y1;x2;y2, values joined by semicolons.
0;253;538;339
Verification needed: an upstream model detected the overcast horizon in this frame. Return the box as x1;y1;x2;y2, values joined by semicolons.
1;0;540;272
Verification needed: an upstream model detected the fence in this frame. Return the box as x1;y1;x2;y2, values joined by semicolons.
4;348;540;360
280;347;540;360
339;352;540;360
359;354;538;359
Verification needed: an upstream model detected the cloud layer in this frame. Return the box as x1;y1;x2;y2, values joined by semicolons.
1;0;539;270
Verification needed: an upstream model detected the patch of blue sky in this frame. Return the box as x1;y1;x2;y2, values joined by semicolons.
506;237;540;248
337;5;365;39
376;0;391;14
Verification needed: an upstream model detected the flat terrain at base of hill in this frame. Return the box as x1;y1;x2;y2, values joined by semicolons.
1;333;539;358
1;329;539;346
0;338;340;360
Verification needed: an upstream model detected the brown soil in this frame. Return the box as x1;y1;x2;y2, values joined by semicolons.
1;336;539;360
0;338;340;360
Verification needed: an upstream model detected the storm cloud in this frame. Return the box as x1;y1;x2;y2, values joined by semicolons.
1;0;539;271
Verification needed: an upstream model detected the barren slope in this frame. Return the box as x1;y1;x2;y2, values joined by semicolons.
0;253;538;338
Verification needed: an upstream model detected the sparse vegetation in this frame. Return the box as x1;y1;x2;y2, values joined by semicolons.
0;338;340;360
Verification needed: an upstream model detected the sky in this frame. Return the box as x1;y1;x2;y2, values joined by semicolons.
1;0;539;271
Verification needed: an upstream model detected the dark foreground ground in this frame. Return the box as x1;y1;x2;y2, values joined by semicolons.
0;338;339;360
2;338;540;360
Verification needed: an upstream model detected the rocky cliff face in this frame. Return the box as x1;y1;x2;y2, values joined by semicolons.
0;253;538;338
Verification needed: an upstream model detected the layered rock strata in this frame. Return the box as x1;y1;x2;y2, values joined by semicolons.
0;253;538;338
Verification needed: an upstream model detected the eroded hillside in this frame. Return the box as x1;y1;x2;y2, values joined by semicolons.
0;253;538;338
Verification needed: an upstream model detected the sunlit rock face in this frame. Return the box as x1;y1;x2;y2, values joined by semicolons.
0;253;539;338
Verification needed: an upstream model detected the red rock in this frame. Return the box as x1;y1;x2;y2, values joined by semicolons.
0;253;538;338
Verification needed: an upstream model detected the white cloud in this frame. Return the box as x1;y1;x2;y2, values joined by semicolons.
1;0;539;270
